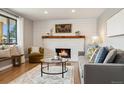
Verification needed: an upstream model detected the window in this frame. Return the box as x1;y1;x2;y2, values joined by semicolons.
9;19;17;44
0;14;17;45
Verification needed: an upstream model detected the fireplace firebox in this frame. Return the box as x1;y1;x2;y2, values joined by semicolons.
55;48;71;58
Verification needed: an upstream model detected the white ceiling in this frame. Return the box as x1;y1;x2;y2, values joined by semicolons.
10;8;105;21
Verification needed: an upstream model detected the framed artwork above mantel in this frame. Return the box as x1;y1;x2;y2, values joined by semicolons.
55;24;72;33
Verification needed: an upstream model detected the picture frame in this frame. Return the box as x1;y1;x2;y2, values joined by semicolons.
55;24;72;33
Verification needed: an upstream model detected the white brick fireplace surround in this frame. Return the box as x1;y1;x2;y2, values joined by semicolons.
43;38;85;61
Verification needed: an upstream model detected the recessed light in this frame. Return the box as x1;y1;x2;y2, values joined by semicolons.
72;9;76;13
44;10;48;14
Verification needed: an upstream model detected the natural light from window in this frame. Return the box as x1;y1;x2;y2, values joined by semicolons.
0;15;17;45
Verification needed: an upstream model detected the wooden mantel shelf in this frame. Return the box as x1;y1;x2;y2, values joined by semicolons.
42;35;85;39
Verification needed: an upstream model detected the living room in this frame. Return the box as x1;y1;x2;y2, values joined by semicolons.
1;0;124;92
0;7;124;85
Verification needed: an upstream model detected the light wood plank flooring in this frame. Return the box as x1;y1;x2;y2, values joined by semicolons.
0;62;81;84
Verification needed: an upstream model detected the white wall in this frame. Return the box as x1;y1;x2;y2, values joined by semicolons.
23;18;33;57
33;19;97;49
106;9;124;36
97;8;124;50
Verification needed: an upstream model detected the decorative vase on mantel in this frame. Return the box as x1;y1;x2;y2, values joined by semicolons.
50;28;53;36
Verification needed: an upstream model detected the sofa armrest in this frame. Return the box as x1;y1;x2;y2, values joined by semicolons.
84;63;124;84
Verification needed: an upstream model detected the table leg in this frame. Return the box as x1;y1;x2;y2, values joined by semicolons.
65;62;66;71
47;63;49;70
41;62;43;77
62;62;64;78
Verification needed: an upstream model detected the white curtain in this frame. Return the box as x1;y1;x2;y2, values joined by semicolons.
17;17;25;63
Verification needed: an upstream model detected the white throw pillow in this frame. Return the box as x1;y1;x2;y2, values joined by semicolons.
10;45;20;56
16;46;22;54
103;49;117;63
0;45;2;50
31;47;39;53
0;48;11;58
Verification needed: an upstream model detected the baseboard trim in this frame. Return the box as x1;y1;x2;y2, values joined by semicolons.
0;64;13;71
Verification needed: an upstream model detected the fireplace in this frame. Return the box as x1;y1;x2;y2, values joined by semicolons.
55;48;71;58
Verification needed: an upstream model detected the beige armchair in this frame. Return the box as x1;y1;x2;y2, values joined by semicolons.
28;47;44;63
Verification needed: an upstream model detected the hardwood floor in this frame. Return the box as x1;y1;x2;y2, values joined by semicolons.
72;62;81;84
0;62;81;84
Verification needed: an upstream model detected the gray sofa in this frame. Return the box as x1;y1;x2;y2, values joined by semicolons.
79;50;124;84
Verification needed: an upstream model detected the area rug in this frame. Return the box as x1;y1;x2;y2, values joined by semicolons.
9;65;74;84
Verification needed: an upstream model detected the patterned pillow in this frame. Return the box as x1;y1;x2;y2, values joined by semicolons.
89;48;100;63
86;47;96;60
94;47;109;63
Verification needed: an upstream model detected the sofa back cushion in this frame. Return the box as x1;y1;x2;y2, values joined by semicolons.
31;47;40;53
94;47;109;63
114;50;124;64
10;45;20;56
103;49;117;63
0;48;11;58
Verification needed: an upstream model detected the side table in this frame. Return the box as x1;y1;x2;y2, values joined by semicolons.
11;54;24;67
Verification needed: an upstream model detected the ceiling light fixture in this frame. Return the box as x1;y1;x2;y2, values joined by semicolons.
44;10;48;14
72;9;76;13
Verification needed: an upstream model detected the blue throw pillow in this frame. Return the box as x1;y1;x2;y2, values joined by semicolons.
95;47;109;63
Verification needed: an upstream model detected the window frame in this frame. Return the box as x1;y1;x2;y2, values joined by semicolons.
0;13;17;45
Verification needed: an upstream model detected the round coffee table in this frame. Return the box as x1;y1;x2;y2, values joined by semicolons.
40;58;68;78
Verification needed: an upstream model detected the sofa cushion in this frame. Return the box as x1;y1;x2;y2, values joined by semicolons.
31;47;39;53
114;50;124;64
29;53;43;57
94;47;109;63
0;48;11;58
103;49;117;63
10;45;20;56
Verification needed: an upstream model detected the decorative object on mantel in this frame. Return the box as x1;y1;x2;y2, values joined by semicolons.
46;32;50;36
75;31;80;36
42;35;85;39
50;28;53;36
46;28;53;36
55;24;72;33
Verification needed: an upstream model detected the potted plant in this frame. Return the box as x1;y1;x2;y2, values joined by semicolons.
75;31;80;36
